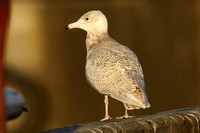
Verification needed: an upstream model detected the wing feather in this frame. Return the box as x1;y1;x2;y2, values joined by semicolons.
86;43;149;108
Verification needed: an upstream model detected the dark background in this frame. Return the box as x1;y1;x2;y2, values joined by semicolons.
4;0;200;132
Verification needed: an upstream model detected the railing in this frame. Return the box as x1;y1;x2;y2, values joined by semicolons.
40;106;200;133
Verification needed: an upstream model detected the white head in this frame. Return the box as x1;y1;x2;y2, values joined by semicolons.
66;10;108;33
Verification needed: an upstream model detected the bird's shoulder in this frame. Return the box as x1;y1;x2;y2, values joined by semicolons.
87;41;140;69
87;42;144;84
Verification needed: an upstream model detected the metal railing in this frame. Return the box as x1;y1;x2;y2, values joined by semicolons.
40;106;200;133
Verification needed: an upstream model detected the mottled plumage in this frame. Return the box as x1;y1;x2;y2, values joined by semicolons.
66;10;150;120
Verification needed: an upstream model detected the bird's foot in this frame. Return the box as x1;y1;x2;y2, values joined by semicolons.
100;115;112;121
116;114;134;119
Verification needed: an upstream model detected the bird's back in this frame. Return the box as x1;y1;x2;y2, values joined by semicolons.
86;35;149;109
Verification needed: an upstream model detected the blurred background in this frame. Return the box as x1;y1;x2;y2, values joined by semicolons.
3;0;200;132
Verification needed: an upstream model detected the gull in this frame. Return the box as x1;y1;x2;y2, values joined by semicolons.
5;87;27;120
65;10;150;121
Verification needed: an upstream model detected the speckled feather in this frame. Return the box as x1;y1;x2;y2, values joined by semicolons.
67;10;150;110
86;33;150;109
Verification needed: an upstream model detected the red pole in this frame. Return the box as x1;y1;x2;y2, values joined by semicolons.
0;0;9;132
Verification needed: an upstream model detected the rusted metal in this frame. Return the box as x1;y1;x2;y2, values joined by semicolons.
40;106;200;133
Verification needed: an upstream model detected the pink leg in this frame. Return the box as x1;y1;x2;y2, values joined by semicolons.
116;108;134;119
101;95;112;121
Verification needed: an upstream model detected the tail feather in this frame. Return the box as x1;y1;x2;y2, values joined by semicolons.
125;87;150;110
124;102;151;110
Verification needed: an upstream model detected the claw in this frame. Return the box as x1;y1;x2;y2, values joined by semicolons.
116;115;134;119
116;108;134;119
101;115;112;121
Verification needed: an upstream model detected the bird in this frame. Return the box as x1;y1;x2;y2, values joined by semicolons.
4;87;27;120
65;10;150;121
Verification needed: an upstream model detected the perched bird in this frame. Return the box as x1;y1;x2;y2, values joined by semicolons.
66;10;150;121
4;87;27;120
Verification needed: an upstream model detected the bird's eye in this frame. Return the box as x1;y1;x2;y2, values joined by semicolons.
86;18;89;21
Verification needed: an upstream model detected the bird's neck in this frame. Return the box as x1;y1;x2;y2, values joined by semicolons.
86;31;109;51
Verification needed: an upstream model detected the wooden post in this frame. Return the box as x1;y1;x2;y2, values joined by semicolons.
0;0;9;132
40;106;200;133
